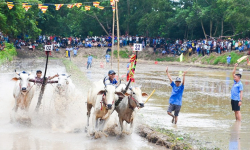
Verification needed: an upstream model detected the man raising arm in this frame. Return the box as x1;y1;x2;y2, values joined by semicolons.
166;67;187;124
231;63;243;121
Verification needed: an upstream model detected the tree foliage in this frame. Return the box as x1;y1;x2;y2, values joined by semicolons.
1;0;250;39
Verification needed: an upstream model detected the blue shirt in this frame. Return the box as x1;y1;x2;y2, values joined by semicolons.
73;49;77;55
104;76;117;85
105;54;110;60
231;80;243;101
87;56;93;63
169;81;184;106
227;56;231;63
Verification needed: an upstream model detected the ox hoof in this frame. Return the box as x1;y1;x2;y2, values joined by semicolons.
17;117;31;126
93;131;108;139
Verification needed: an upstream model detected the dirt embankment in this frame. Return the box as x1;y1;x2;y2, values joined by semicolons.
137;125;193;150
16;45;250;71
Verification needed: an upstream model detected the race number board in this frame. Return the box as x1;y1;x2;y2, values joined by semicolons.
45;45;53;51
133;43;142;51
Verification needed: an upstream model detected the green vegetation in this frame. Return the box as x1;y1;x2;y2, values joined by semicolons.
2;0;250;39
61;59;90;86
0;43;17;65
156;56;178;62
155;127;221;150
212;52;245;65
155;128;192;149
113;50;131;58
184;51;246;66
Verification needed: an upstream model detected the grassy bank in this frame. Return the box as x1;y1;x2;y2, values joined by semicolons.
183;51;247;65
113;49;132;58
0;43;17;65
61;59;91;87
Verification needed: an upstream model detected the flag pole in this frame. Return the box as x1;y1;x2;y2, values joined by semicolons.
111;3;115;69
116;1;120;80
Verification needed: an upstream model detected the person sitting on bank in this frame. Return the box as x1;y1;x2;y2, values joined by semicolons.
166;66;187;124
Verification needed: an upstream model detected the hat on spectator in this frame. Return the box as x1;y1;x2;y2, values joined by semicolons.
175;77;181;82
108;70;116;75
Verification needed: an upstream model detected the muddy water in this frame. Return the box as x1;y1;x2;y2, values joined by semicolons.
80;60;250;149
0;59;164;150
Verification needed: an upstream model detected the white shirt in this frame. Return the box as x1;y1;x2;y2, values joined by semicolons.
235;42;238;47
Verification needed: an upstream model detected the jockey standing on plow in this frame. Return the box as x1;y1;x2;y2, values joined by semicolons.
34;70;59;86
102;70;118;102
103;70;118;86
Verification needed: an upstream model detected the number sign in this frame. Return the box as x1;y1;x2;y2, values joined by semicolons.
133;43;142;51
45;45;53;51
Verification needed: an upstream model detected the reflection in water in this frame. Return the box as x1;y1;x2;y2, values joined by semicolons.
229;121;241;150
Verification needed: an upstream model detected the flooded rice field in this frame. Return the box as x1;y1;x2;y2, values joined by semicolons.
82;60;250;149
0;59;164;150
1;58;250;149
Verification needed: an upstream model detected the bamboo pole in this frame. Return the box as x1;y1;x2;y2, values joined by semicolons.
111;3;115;69
116;1;120;80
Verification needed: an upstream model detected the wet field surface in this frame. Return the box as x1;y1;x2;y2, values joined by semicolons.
0;59;165;150
81;60;250;149
1;58;250;149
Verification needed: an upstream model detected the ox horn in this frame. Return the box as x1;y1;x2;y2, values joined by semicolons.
123;79;131;94
15;69;20;75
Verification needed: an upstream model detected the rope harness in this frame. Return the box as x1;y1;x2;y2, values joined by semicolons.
128;95;139;110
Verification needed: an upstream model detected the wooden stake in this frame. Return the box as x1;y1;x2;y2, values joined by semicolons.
115;2;120;80
116;1;120;80
111;3;115;69
36;51;49;111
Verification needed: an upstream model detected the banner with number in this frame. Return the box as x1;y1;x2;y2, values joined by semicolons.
133;43;142;51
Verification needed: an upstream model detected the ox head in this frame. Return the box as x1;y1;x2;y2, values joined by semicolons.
57;74;71;89
125;87;148;108
98;84;124;110
12;71;34;93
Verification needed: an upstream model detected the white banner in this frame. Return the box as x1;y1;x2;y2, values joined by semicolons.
133;43;142;51
45;45;53;51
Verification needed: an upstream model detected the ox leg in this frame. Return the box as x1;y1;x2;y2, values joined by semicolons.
119;118;123;133
87;104;92;127
130;119;134;134
85;104;92;133
13;103;18;112
99;119;104;131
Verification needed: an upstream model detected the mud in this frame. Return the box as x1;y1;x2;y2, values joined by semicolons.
137;125;192;150
1;47;250;149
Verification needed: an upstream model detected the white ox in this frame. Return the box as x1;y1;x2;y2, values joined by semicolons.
115;85;148;133
53;74;75;116
86;80;125;133
12;71;35;118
